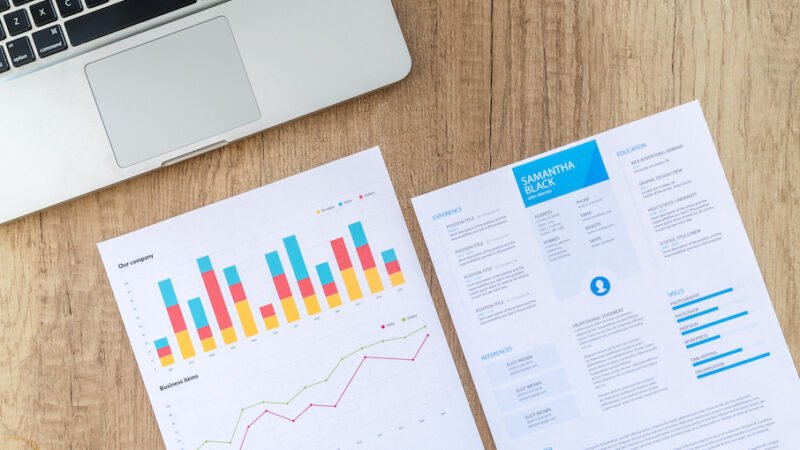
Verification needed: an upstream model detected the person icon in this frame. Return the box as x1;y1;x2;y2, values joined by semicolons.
590;276;610;296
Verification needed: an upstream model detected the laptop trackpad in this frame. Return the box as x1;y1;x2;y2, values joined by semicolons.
86;17;260;168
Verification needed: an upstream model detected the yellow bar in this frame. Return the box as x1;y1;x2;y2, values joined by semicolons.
389;271;405;287
303;295;321;315
341;267;363;301
364;267;384;294
221;327;238;344
326;293;342;309
200;337;217;352
263;315;280;330
160;354;175;367
281;297;300;323
235;299;259;337
175;329;196;359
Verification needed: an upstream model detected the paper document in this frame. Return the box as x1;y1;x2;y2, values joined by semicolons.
412;102;800;449
98;148;482;450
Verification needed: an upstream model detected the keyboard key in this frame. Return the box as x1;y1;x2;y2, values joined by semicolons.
0;22;4;41
6;35;34;66
54;0;81;17
65;0;195;46
0;0;10;12
30;0;56;26
32;23;65;57
12;0;33;5
0;46;8;72
85;0;106;8
4;9;31;36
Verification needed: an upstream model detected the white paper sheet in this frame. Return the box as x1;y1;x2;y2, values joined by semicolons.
98;147;482;450
413;102;800;449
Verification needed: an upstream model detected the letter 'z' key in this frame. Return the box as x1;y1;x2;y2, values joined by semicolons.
32;24;66;57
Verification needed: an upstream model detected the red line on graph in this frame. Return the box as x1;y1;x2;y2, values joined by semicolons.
237;334;429;450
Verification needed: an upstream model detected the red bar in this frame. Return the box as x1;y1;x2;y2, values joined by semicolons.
197;325;213;340
297;277;315;298
157;346;172;358
229;282;247;303
356;245;377;270
273;273;293;299
385;260;401;275
166;304;187;333
201;270;234;330
259;304;276;318
331;238;354;270
322;282;338;297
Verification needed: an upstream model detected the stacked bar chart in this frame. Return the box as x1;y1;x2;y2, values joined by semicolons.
266;252;301;323
154;338;175;367
188;298;217;352
158;279;196;359
349;221;384;294
381;249;405;287
283;235;322;316
147;220;409;367
197;256;238;345
315;262;342;308
223;266;259;338
330;237;363;301
259;304;280;330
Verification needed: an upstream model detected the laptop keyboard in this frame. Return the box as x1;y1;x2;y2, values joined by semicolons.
0;0;226;79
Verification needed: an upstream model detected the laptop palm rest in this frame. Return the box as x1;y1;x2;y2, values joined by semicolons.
85;17;261;168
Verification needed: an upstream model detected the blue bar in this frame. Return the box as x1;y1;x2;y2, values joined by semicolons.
348;222;368;248
155;337;169;349
692;348;743;367
677;306;719;323
282;235;310;280
672;287;733;310
681;311;748;335
187;298;210;329
158;279;179;308
265;252;285;277
686;335;720;349
381;249;397;264
197;255;213;274
697;353;770;379
315;263;334;285
223;265;241;286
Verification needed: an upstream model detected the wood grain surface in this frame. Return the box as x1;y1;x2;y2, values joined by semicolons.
1;1;798;449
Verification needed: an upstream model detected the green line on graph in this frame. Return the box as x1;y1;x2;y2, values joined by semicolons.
197;325;427;449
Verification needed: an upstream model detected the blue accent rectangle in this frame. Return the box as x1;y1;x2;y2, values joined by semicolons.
315;263;334;285
348;222;368;248
158;279;179;308
283;235;310;280
154;337;169;349
187;298;210;329
222;266;241;286
512;140;609;207
672;287;733;310
381;249;397;264
686;335;720;349
677;307;719;323
681;311;748;335
197;255;213;274
265;252;284;277
692;348;743;367
697;353;770;379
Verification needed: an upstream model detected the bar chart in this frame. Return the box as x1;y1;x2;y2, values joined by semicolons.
147;220;406;366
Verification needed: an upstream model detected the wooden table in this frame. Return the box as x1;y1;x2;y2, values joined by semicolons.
2;2;798;448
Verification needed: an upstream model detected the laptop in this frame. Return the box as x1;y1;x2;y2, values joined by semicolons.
0;0;411;224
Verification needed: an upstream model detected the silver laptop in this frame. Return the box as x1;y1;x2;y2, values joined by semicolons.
0;0;411;224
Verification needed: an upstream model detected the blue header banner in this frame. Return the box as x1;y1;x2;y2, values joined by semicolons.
512;140;609;207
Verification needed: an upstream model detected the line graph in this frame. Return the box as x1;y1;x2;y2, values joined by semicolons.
198;326;429;449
